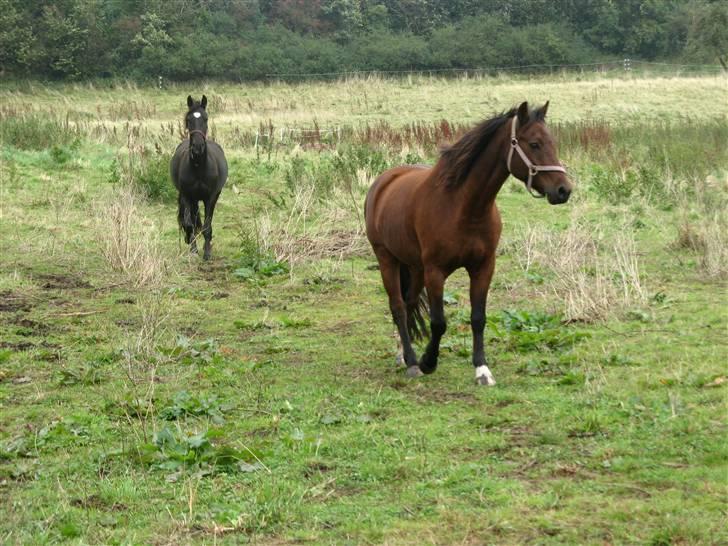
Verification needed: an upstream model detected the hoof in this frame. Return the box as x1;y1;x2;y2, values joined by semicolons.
474;365;496;386
395;353;405;367
418;359;437;375
406;366;424;378
203;252;211;261
190;245;198;255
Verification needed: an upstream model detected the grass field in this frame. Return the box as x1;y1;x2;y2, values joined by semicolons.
0;73;727;545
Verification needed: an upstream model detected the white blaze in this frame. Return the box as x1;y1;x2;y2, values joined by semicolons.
193;112;201;118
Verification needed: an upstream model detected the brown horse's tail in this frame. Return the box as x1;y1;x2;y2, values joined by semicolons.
400;266;430;341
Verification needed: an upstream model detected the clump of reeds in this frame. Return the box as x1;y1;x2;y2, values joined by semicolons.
514;215;649;322
95;184;168;288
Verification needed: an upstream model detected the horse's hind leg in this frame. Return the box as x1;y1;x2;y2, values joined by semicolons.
404;267;426;339
396;266;424;367
419;267;446;375
201;191;221;260
374;248;420;377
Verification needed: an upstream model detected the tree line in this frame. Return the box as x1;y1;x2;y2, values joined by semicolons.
0;0;725;81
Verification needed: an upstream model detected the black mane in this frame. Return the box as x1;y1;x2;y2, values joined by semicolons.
438;105;546;188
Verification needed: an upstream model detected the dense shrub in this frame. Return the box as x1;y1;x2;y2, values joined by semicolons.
2;1;717;82
109;149;175;203
0;115;82;150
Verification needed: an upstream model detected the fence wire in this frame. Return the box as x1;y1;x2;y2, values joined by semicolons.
265;59;725;81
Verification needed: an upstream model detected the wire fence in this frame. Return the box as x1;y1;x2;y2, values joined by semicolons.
265;59;725;81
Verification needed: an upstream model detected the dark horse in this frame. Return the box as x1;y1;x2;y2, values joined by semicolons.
170;95;228;260
365;101;573;386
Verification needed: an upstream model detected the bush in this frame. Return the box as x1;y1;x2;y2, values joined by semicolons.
109;148;175;203
0;114;83;150
232;225;289;281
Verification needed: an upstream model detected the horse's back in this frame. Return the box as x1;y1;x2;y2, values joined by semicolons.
365;165;430;220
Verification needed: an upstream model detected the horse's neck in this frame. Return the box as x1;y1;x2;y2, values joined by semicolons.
457;132;510;218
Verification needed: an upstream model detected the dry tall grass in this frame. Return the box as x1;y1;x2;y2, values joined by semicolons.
515;214;649;322
675;213;728;279
94;184;168;288
249;168;370;268
673;174;728;280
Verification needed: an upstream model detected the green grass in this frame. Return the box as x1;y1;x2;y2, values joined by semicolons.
0;73;726;545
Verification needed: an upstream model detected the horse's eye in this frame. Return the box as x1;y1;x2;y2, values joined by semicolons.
529;142;540;150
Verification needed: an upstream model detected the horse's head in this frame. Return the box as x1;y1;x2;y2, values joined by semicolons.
508;101;573;205
186;95;208;162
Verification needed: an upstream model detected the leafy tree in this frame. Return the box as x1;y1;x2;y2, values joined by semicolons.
321;0;362;40
686;0;728;68
0;0;36;75
348;31;429;71
0;0;716;80
428;15;508;69
131;12;173;78
38;5;89;79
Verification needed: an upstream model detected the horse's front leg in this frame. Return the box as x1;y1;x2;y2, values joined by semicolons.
202;191;221;260
178;194;198;254
419;267;446;374
468;261;496;386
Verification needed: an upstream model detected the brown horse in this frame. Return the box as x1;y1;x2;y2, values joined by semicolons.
365;101;572;386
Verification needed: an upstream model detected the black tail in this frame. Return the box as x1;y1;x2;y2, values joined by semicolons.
400;266;430;341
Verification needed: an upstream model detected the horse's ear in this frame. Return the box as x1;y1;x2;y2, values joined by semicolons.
537;100;550;121
517;101;529;126
187;95;194;109
201;95;207;109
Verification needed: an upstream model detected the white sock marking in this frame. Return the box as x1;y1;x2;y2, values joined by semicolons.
475;365;496;385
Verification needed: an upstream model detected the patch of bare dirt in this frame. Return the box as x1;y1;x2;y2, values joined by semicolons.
38;273;92;290
71;494;127;511
0;341;61;352
400;383;480;405
0;292;32;313
12;318;51;335
303;461;335;477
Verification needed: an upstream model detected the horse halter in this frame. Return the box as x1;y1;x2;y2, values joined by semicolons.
188;129;207;141
506;116;566;198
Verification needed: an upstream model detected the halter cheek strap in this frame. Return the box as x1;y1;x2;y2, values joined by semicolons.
506;116;566;198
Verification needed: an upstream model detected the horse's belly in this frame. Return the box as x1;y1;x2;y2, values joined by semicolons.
178;176;219;201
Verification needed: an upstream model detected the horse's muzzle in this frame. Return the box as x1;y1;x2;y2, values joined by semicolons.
547;184;572;205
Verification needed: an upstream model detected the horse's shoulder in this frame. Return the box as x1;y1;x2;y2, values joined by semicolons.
206;140;225;155
172;141;187;155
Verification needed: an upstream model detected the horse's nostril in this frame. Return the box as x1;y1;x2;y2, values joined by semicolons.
558;185;570;198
